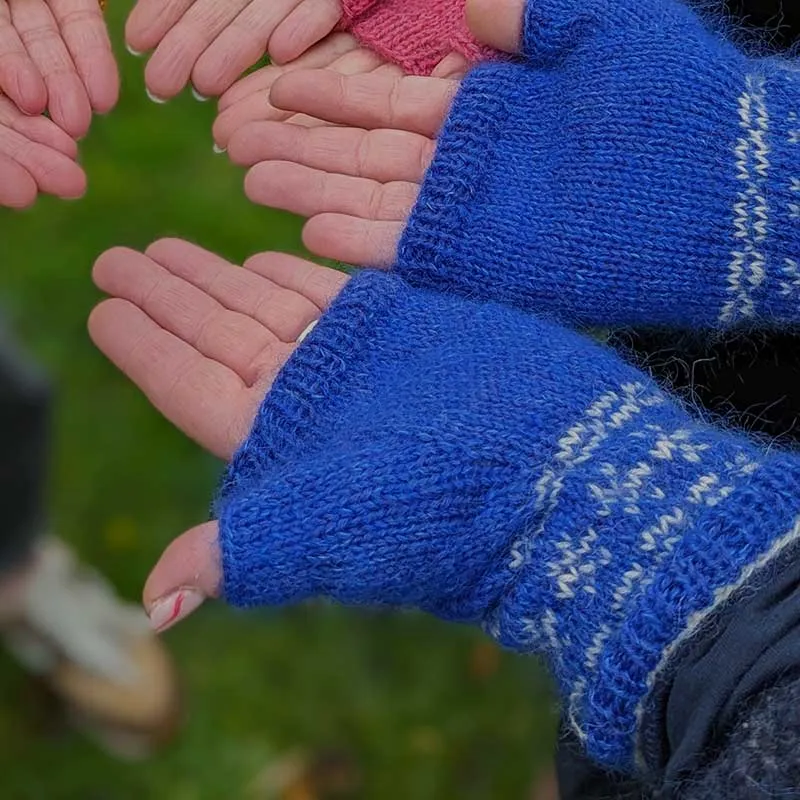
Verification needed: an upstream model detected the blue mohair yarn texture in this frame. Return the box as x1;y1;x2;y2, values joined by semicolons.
216;272;800;773
397;0;800;329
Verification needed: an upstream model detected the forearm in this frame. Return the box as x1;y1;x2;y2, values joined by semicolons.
215;271;800;784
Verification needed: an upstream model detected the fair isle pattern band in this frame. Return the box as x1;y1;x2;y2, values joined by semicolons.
784;109;800;303
721;73;770;325
486;378;787;768
564;446;761;746
507;382;666;573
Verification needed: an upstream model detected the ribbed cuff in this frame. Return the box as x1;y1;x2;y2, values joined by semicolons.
595;456;800;771
217;271;396;503
396;61;522;290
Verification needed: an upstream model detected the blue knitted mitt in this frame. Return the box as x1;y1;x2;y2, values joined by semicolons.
395;0;800;329
216;271;800;773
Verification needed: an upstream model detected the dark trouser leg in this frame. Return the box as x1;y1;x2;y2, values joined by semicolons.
555;722;649;800
0;325;51;575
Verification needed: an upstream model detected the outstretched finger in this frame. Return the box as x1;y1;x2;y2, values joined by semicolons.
245;160;419;221
142;0;250;99
187;0;304;99
143;238;322;343
241;251;348;311
229;121;433;182
217;32;360;111
48;0;119;113
303;213;402;268
268;0;340;65
213;39;382;149
11;0;92;137
0;95;77;156
0;0;47;114
269;69;457;137
125;0;195;55
92;246;288;386
0;121;86;197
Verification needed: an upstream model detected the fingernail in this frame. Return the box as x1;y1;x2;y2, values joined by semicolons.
147;588;205;633
146;88;167;104
191;86;210;102
126;43;143;57
297;320;318;344
212;142;226;154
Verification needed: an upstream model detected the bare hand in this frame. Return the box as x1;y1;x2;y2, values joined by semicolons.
0;94;86;207
0;0;118;139
125;0;342;101
89;240;350;632
231;69;456;266
90;238;347;461
222;0;521;265
213;32;467;151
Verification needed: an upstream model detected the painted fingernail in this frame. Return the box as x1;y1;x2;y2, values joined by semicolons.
297;320;318;344
191;86;210;102
126;43;143;57
147;588;205;633
213;142;226;154
146;88;167;104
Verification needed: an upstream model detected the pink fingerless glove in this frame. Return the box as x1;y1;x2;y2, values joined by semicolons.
340;0;497;75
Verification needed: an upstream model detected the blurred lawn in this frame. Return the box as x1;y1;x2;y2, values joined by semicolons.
0;7;556;798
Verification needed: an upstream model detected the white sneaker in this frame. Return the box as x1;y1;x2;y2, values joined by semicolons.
1;536;181;759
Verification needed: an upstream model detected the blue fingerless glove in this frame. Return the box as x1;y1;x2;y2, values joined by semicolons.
216;271;800;772
396;0;800;329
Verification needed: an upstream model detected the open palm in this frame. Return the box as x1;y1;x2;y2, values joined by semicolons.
89;238;347;460
222;0;522;266
213;31;467;151
230;69;457;266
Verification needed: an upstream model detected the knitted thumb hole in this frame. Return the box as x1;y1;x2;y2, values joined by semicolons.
216;435;518;615
521;0;600;65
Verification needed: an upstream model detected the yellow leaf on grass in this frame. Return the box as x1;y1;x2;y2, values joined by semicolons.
104;516;138;550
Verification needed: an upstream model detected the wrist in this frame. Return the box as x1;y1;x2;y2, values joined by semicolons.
492;399;800;771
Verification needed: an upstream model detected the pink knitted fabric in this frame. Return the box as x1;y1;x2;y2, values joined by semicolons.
340;0;497;75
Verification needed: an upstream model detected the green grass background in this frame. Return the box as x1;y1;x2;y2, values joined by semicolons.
0;7;556;797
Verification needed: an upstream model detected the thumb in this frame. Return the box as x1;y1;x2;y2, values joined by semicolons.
466;0;525;54
467;0;597;63
143;521;221;633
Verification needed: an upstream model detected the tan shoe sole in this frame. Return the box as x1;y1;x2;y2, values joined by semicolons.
51;633;181;757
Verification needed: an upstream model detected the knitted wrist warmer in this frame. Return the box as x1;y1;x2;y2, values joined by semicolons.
216;271;800;775
339;0;496;75
396;0;800;329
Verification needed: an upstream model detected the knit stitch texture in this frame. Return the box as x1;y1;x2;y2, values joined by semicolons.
339;0;496;75
216;271;800;774
396;0;800;329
